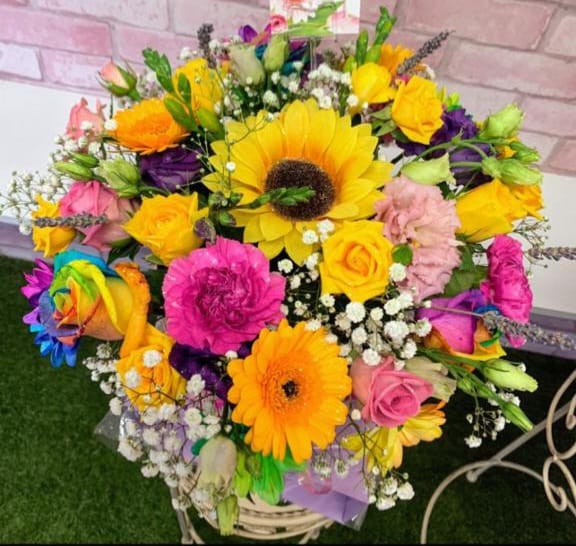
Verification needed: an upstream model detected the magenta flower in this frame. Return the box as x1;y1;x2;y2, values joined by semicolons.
480;235;533;347
162;237;286;354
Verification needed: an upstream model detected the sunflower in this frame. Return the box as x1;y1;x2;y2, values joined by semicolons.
203;99;392;264
110;97;189;155
227;319;351;463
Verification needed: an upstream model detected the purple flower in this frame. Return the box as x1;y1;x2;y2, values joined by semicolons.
21;259;53;307
169;343;233;400
140;147;202;192
238;24;258;43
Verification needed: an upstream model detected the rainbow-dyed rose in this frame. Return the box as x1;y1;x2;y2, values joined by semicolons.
163;237;286;354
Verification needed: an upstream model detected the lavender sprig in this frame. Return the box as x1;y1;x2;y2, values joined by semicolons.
396;30;452;76
527;246;576;262
483;312;576;351
33;214;108;228
197;23;216;68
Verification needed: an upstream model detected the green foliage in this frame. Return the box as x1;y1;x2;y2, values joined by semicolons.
142;48;174;92
442;244;487;297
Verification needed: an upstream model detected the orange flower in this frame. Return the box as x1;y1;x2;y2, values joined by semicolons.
227;320;351;463
110;97;189;155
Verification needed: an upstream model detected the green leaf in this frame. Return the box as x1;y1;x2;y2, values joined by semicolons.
142;48;174;93
163;97;196;131
106;238;141;265
392;244;413;266
177;73;192;104
250;454;283;506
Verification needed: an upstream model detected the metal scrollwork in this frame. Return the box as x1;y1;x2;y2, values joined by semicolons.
421;368;576;544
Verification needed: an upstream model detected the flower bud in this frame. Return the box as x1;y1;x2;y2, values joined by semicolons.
479;103;524;140
94;158;141;198
53;161;94;181
263;34;289;73
216;494;239;536
99;61;138;98
228;45;265;86
509;141;540;164
196;435;237;499
481;157;542;186
401;154;456;185
481;359;538;392
500;401;533;432
405;356;457;401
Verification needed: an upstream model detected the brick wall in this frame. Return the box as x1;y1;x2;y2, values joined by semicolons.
0;0;574;174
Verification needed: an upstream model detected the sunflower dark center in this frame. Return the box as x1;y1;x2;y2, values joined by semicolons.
282;380;299;399
265;159;335;221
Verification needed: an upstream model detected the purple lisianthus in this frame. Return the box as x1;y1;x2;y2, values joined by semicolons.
169;343;232;400
399;108;478;157
417;289;487;354
238;24;259;43
140;146;202;192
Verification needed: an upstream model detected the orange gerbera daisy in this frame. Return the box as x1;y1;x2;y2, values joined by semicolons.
227;320;351;463
110;97;189;155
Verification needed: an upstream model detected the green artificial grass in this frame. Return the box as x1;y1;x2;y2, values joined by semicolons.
1;256;574;544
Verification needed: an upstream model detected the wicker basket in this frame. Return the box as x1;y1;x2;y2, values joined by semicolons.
170;480;334;544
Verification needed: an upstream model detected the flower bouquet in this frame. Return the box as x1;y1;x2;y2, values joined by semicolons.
3;2;575;540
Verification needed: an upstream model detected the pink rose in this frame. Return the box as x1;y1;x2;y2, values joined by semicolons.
480;235;532;347
163;237;286;354
59;181;137;252
65;98;105;141
351;356;434;427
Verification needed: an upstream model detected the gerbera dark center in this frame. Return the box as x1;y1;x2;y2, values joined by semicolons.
282;380;299;399
265;159;335;221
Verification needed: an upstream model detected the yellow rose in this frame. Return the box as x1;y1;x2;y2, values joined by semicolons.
123;192;207;265
319;220;394;303
116;326;186;410
350;63;395;113
391;76;443;144
456;179;527;242
173;58;223;113
31;195;76;257
509;182;544;220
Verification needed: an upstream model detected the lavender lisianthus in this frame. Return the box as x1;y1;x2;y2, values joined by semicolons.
140;146;202;192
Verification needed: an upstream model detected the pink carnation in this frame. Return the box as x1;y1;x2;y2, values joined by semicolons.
59;181;137;252
350;355;434;428
480;235;533;347
163;237;286;354
374;176;461;302
375;176;461;248
405;246;462;302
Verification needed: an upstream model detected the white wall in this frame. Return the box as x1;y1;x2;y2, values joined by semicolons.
0;80;574;316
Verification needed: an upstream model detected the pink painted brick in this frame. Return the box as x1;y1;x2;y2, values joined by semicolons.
172;0;268;39
548;139;576;172
0;0;28;5
446;42;576;100
0;6;112;55
35;0;169;30
41;50;109;91
544;13;576;57
115;25;196;64
522;96;576;137
435;78;519;119
0;42;40;79
361;0;397;22
400;0;553;49
518;131;558;164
